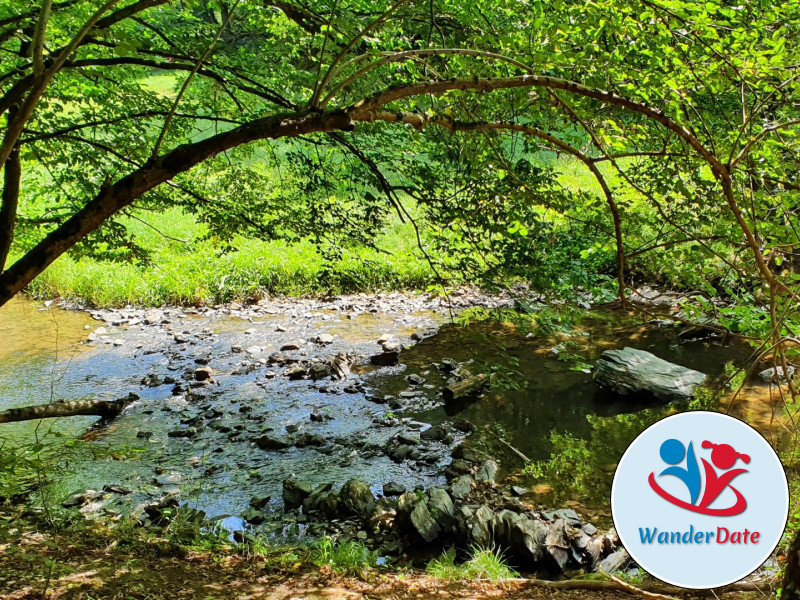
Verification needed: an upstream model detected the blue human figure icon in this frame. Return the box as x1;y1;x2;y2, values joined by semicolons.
658;439;701;505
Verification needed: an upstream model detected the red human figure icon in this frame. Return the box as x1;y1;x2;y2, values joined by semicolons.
698;441;750;510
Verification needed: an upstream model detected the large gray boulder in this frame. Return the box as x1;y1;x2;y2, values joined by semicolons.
410;500;441;542
594;347;706;401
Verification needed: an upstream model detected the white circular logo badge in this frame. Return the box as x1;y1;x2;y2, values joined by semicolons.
611;411;788;589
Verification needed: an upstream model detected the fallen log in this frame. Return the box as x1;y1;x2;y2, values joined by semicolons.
443;373;489;403
0;393;137;424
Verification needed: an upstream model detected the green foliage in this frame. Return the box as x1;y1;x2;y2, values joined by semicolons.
524;410;668;503
311;537;377;576
2;0;799;314
687;387;721;412
723;363;747;393
427;546;519;581
19;208;434;306
0;432;89;510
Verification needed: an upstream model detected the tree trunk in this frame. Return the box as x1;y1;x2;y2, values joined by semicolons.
0;395;136;424
0;139;21;272
783;530;800;600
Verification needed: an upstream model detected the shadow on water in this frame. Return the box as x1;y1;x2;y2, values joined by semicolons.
368;308;784;517
375;311;753;456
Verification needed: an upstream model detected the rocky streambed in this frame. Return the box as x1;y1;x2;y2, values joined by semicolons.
0;290;783;577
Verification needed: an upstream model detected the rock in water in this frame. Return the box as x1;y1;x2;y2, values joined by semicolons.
370;351;399;366
193;367;213;381
282;479;313;509
759;366;795;382
593;347;706;401
339;479;374;516
255;434;291;450
443;374;489;403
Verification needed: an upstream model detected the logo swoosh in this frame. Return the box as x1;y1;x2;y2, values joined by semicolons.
648;472;747;516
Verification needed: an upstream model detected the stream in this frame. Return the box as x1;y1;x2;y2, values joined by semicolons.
0;293;782;539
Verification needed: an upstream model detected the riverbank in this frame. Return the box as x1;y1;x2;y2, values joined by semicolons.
0;513;765;600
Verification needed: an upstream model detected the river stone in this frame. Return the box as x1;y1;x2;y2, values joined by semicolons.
370;351;399;366
381;341;402;353
315;490;342;519
142;374;163;387
249;494;271;509
450;475;473;500
285;366;306;380
552;508;582;526
314;333;335;345
593;347;706;401
397;432;420;445
597;548;631;574
410;500;441;542
168;427;198;438
340;479;374;516
382;482;406;496
241;508;264;525
451;444;489;463
295;433;325;447
391;444;411;462
469;505;495;547
281;340;304;351
492;509;521;542
420;425;447;441
255;434;291;450
439;358;458;371
445;459;473;479
427;488;454;529
62;489;101;508
302;483;334;513
475;459;499;484
546;518;571;570
512;515;548;562
283;479;313;509
759;366;795;382
193;367;213;381
308;363;331;380
310;410;330;422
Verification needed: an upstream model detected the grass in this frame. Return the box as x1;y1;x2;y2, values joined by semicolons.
426;546;519;581
311;536;377;576
19;206;435;307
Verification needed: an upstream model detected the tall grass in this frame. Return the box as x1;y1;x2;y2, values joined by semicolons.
311;537;377;576
426;546;519;581
20;207;435;307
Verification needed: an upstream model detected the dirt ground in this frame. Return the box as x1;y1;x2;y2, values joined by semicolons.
0;528;769;600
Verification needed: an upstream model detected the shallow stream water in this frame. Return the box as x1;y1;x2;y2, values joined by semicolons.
0;295;782;535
